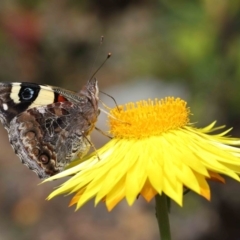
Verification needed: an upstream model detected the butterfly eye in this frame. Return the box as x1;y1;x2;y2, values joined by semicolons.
21;88;35;100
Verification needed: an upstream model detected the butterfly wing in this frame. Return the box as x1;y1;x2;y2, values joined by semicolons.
0;80;99;178
8;101;97;179
0;82;83;130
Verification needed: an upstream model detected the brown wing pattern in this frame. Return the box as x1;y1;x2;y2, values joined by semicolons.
9;101;97;179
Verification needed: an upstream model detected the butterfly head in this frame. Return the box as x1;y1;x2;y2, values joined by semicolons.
79;78;99;111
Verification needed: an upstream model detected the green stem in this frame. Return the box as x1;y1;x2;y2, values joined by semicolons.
155;193;171;240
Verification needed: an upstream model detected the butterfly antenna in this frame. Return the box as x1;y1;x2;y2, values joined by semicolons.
99;90;120;111
89;52;112;81
88;36;104;80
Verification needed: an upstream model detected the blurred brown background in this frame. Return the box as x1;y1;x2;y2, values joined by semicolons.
0;0;240;240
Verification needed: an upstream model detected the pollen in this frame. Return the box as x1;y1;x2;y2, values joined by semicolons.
109;97;190;139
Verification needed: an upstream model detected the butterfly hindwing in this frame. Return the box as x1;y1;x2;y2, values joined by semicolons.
0;80;99;178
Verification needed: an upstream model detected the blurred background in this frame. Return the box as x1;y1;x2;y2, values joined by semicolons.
0;0;240;239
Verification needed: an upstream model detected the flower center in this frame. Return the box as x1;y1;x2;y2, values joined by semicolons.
108;97;190;139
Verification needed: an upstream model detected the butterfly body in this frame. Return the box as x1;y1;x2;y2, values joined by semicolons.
0;80;99;179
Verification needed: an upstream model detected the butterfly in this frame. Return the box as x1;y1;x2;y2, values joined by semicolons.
0;79;100;179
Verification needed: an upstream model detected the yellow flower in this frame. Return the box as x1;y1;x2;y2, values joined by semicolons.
44;97;240;211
